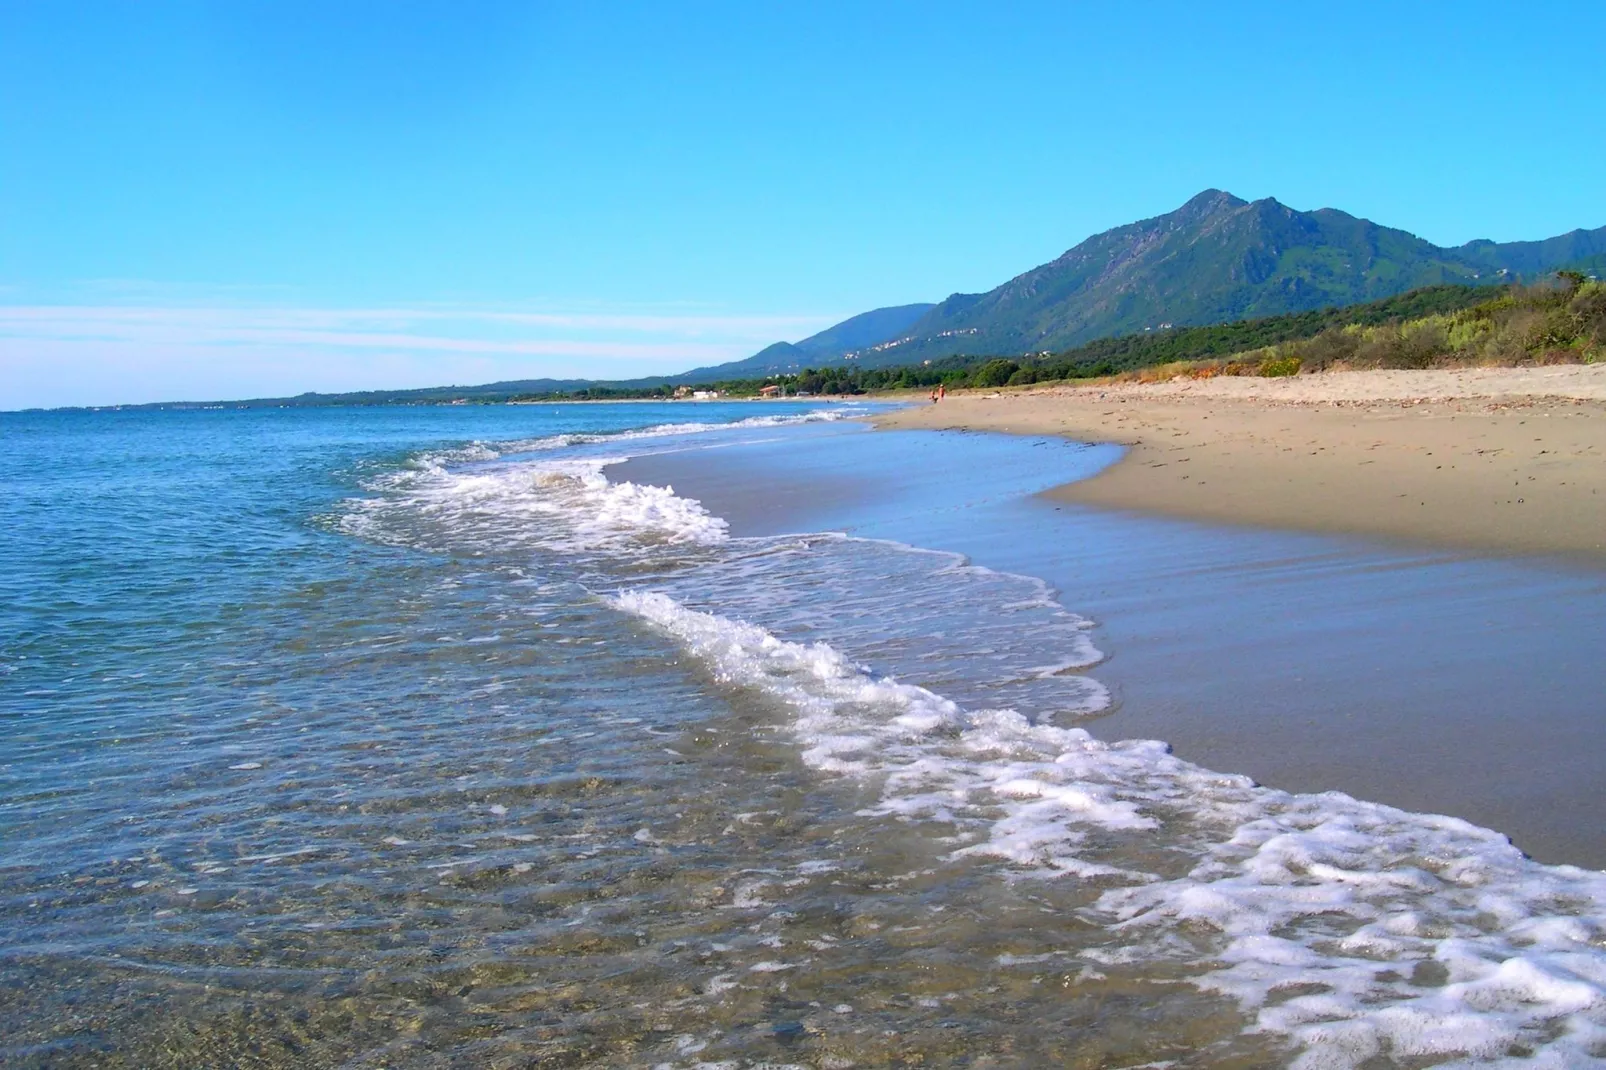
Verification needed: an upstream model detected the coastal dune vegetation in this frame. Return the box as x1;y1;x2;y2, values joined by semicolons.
1119;271;1606;385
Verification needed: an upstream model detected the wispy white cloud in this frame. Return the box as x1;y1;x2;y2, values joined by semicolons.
0;302;842;409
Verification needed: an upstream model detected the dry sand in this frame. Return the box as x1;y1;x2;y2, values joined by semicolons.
876;365;1606;561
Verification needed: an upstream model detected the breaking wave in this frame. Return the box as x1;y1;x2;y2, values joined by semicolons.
612;589;1606;1069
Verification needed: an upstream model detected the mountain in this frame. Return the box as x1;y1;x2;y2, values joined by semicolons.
675;302;935;380
757;190;1605;369
93;195;1604;409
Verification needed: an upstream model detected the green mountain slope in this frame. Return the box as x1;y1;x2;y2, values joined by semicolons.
1453;228;1606;276
675;303;934;380
791;303;936;358
844;190;1605;366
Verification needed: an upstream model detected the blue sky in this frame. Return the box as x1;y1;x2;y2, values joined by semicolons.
3;1;1603;408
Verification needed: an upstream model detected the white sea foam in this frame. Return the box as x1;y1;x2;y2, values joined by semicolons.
341;455;729;553
611;589;1606;1069
338;410;860;554
405;409;855;475
646;534;1109;723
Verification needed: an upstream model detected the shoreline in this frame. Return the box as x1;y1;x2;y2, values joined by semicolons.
612;420;1606;868
872;366;1606;562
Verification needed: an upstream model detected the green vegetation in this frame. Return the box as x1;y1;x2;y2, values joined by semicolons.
970;359;1022;388
1229;273;1606;375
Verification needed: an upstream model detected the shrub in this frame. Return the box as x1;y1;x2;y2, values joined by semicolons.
1571;281;1606;333
1469;292;1517;320
1358;321;1446;369
1527;306;1582;351
1481;326;1529;366
1006;367;1038;387
1403;321;1448;367
1445;314;1492;352
971;359;1020;388
1293;326;1361;372
1574;289;1606;359
1260;355;1302;377
1133;360;1196;383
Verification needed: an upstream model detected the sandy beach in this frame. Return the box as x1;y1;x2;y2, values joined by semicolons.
876;365;1606;561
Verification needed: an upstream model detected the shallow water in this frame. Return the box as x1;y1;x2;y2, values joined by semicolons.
618;422;1606;869
4;403;1605;1068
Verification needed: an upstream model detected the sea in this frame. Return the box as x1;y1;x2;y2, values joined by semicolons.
3;401;1605;1069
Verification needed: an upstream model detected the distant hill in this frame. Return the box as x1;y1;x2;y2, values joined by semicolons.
1453;230;1606;276
788;303;937;359
675;303;935;379
752;190;1605;369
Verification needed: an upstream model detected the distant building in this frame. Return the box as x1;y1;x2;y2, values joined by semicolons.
691;390;720;400
759;384;782;398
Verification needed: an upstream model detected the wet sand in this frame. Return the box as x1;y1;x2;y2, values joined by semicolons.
875;366;1606;561
614;421;1606;868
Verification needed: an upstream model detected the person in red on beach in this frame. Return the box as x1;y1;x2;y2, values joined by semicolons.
938;382;946;401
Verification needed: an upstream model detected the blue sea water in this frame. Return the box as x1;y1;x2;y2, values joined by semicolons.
4;402;1606;1068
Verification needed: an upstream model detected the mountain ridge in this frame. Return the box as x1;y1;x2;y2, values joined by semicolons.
705;190;1604;374
671;302;935;380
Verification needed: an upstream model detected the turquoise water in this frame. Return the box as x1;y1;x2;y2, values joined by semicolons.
4;403;1606;1068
